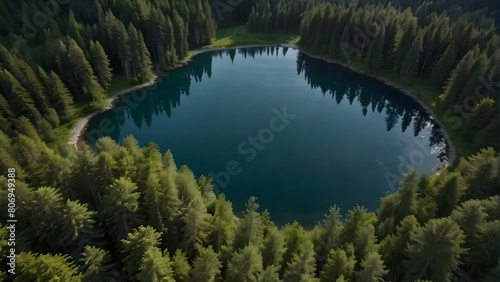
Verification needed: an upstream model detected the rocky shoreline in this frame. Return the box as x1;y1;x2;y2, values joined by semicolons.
68;43;456;166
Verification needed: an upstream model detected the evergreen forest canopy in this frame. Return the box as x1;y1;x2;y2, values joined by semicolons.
0;0;499;281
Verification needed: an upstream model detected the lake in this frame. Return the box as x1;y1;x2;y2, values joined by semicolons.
85;47;447;227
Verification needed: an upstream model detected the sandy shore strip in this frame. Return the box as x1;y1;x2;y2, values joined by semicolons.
68;43;456;165
67;76;158;148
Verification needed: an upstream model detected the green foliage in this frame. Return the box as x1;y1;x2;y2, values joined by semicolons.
15;252;82;282
121;225;162;276
136;248;175;282
188;246;221;282
404;218;466;282
233;196;265;251
319;246;356;282
354;252;388;282
1;1;500;281
89;40;113;91
80;246;114;282
172;249;191;282
283;239;317;282
226;243;264;282
99;177;140;240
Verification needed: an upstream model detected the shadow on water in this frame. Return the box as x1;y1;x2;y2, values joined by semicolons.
86;46;447;162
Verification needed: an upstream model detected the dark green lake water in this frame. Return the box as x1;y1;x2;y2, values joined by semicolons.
85;47;447;227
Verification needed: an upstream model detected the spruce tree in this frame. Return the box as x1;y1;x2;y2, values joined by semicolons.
172;249;191;282
282;240;317;282
404;218;466;282
400;32;423;79
99;177;140;240
80;246;114;282
354;252;388;282
121;226;162;277
226;243;264;282
188;246;221;282
89;40;113;91
15;253;82;281
67;38;106;101
136;248;175;282
431;43;457;87
319;246;356;282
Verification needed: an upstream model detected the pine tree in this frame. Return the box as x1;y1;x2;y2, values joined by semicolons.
89;40;113;91
67;38;106;101
0;70;42;122
365;27;385;71
143;170;165;232
283;240;317;282
261;225;285;269
258;265;281;282
431;43;457;87
354;252;388;282
226;243;264;282
280;221;309;276
442;47;479;104
459;148;499;198
392;19;417;73
0;93;14;131
172;249;191;282
400;32;423;79
80;246;114;282
379;215;420;281
188;246;221;282
462;98;496;139
209;194;235;252
338;205;377;262
99;177;140;240
59;199;100;250
16;252;82;281
395;171;419;223
121;226;162;277
137;248;175;282
38;69;75;123
319;246;356;282
180;197;211;256
172;12;189;60
233;197;264;251
314;205;343;267
26;187;64;250
434;172;467;217
9;57;53;117
404;218;466;282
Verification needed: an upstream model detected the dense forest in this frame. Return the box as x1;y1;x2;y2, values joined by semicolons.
0;0;499;281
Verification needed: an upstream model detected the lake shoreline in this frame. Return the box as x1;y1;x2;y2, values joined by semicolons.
289;45;456;166
68;44;456;166
68;76;159;149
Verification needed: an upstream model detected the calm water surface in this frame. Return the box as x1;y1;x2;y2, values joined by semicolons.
85;47;446;227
